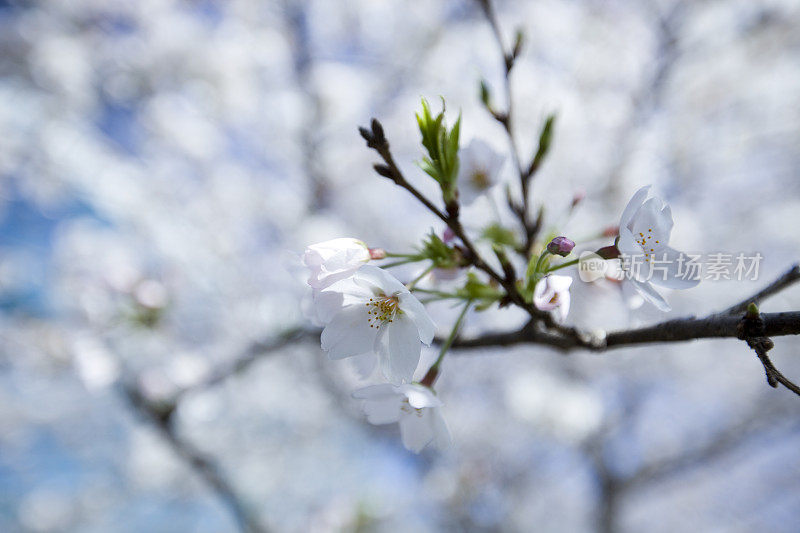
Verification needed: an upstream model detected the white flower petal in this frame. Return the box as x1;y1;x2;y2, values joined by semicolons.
555;291;571;322
375;314;421;384
324;276;374;302
349;352;377;379
303;238;370;289
620;279;645;309
363;397;403;424
548;274;573;292
630;197;673;243
457;138;506;205
398;292;436;345
430;408;452;450
648;246;701;289
353;265;407;296
320;304;376;360
617;226;640;257
307;289;344;326
619;185;650;229
533;276;571;317
352;384;403;424
532;276;549;302
401;384;443;409
399;410;434;453
629;278;671;312
352;383;398;400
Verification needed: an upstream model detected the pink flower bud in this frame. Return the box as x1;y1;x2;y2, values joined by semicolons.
368;248;386;260
546;236;575;257
442;227;456;244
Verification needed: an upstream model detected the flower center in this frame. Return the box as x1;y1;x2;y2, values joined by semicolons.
549;293;559;305
365;295;401;329
470;169;491;190
635;228;660;262
400;398;424;416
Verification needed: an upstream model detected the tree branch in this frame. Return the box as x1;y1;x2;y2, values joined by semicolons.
453;265;800;353
452;311;800;352
189;265;800;402
120;381;268;533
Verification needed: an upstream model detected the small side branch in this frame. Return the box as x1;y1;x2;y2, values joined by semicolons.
476;0;543;253
358;119;553;323
738;306;800;397
724;264;800;315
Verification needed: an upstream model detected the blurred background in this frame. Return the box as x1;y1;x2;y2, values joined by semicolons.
1;0;799;531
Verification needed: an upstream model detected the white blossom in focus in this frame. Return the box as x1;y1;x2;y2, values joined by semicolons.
303;238;371;290
533;274;572;322
457;138;505;205
353;383;451;453
315;265;435;383
617;186;700;311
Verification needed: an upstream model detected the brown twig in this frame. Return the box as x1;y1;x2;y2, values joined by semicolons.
476;0;544;255
120;380;268;533
724;264;800;315
358;120;548;320
174;327;316;399
738;305;800;397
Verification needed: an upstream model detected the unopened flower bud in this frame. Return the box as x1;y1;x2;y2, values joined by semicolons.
442;227;456;244
368;248;386;260
546;236;575;257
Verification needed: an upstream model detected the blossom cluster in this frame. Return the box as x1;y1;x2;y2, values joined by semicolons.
303;239;449;453
300;104;703;451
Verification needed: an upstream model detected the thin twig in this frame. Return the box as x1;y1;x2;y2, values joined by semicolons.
476;0;541;253
120;381;268;533
176;327;317;399
724;264;800;315
738;307;800;397
360;120;548;319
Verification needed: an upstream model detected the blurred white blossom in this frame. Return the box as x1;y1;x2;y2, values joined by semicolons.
353;383;451;453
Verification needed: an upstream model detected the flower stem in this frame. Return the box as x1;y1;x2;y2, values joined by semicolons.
380;259;418;269
420;300;472;387
546;258;579;272
533;250;550;275
411;287;461;299
406;264;434;290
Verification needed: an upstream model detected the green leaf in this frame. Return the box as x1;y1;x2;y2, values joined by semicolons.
458;272;504;308
532;114;556;169
481;223;518;248
416;231;459;269
415;98;461;190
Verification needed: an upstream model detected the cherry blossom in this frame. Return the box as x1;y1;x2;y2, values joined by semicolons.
456;138;505;205
303;238;371;290
617;186;700;311
533;274;572;322
316;265;436;383
352;383;451;453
